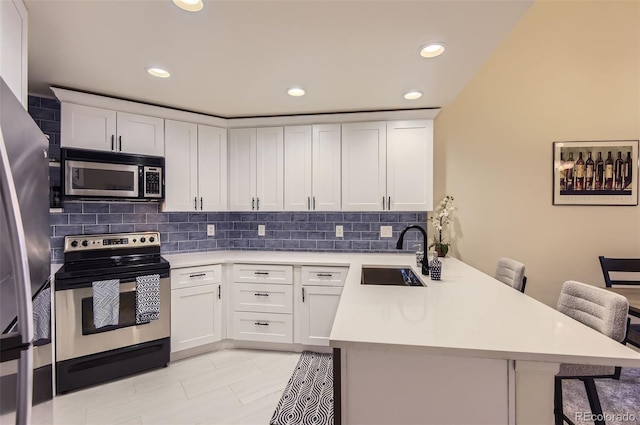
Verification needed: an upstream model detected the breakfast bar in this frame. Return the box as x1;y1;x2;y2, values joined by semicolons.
330;256;640;425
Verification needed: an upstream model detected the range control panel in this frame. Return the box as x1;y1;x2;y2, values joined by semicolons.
63;231;162;252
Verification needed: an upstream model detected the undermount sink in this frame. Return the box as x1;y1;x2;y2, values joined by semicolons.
361;266;426;287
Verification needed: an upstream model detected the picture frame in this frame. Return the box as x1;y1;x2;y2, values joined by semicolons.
553;140;639;206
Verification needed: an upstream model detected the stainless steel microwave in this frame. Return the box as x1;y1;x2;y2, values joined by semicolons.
61;148;164;201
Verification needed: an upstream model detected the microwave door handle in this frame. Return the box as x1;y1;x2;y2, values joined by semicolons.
0;133;35;424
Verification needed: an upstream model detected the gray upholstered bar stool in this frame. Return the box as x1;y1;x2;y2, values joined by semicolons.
554;280;629;425
495;258;527;293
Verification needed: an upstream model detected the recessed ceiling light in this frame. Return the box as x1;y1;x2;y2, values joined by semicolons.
420;43;446;58
404;91;423;100
147;67;171;78
287;87;305;97
172;0;204;12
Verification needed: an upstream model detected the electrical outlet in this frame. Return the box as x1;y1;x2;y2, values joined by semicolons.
207;224;215;236
258;224;266;236
336;225;344;238
380;225;393;238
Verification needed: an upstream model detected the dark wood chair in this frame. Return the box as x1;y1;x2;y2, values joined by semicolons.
598;256;640;348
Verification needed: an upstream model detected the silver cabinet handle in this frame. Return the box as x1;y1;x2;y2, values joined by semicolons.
256;197;260;210
382;196;386;210
189;273;206;278
307;196;311;210
119;135;122;151
313;196;316;210
194;197;197;210
200;197;203;210
254;322;269;326
111;134;115;151
252;197;255;210
254;293;269;297
302;287;305;302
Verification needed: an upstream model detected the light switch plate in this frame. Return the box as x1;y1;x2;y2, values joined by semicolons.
380;225;393;238
258;224;266;236
207;224;215;236
336;225;344;238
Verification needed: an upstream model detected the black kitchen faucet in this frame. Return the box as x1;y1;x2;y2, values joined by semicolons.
396;225;429;275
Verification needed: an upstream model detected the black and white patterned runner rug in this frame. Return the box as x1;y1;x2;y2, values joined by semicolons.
270;351;333;425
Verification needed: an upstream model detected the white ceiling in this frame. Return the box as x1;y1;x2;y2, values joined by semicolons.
25;0;533;118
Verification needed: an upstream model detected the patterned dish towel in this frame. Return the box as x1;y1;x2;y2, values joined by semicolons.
92;279;120;328
32;287;51;342
136;274;160;324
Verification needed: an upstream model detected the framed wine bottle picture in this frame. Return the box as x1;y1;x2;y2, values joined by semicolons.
553;140;639;206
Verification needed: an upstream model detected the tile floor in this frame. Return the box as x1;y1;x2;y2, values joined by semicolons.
3;349;300;425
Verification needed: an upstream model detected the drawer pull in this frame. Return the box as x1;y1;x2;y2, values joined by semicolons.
316;273;333;277
254;321;269;326
189;273;206;278
254;272;270;275
254;293;270;297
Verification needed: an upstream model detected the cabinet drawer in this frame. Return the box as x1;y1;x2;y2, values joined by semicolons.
232;264;293;285
171;264;222;289
232;312;292;343
233;283;293;314
301;266;348;286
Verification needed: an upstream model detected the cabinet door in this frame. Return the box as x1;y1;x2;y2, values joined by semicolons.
116;111;165;156
198;125;228;211
312;124;341;211
164;120;198;211
387;120;433;211
341;122;387;211
284;125;312;211
300;286;343;346
228;128;257;211
0;0;28;106
61;103;117;151
171;284;222;353
256;127;284;211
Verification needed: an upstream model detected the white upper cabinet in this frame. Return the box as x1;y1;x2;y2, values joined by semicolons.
0;0;28;106
342;120;433;211
386;120;433;211
342;122;387;211
198;125;228;211
284;124;341;211
229;127;284;211
164;120;227;212
61;103;164;156
164;120;198;211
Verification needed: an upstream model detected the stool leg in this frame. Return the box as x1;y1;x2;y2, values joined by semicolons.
554;376;564;425
583;379;605;425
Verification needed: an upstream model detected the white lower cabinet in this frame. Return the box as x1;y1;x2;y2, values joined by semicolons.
231;264;293;343
170;265;223;353
300;266;347;346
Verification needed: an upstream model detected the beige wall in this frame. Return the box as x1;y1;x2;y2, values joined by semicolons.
434;0;640;307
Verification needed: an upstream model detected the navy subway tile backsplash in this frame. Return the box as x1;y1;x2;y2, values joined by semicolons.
49;203;427;262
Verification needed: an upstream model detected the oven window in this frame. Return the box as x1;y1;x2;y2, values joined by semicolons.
81;291;147;335
72;167;136;192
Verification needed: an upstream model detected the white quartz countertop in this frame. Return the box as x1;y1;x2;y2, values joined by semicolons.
162;250;640;366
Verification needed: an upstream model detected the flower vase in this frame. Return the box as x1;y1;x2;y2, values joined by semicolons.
435;244;448;257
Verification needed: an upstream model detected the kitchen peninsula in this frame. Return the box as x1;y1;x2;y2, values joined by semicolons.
329;256;640;425
165;250;640;425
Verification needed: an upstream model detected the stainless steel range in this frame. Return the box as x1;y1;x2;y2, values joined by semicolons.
53;231;170;394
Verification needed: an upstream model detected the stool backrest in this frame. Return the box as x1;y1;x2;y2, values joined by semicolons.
495;257;526;292
557;280;628;342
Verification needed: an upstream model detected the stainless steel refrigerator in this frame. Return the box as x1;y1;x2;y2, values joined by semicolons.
0;77;52;424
